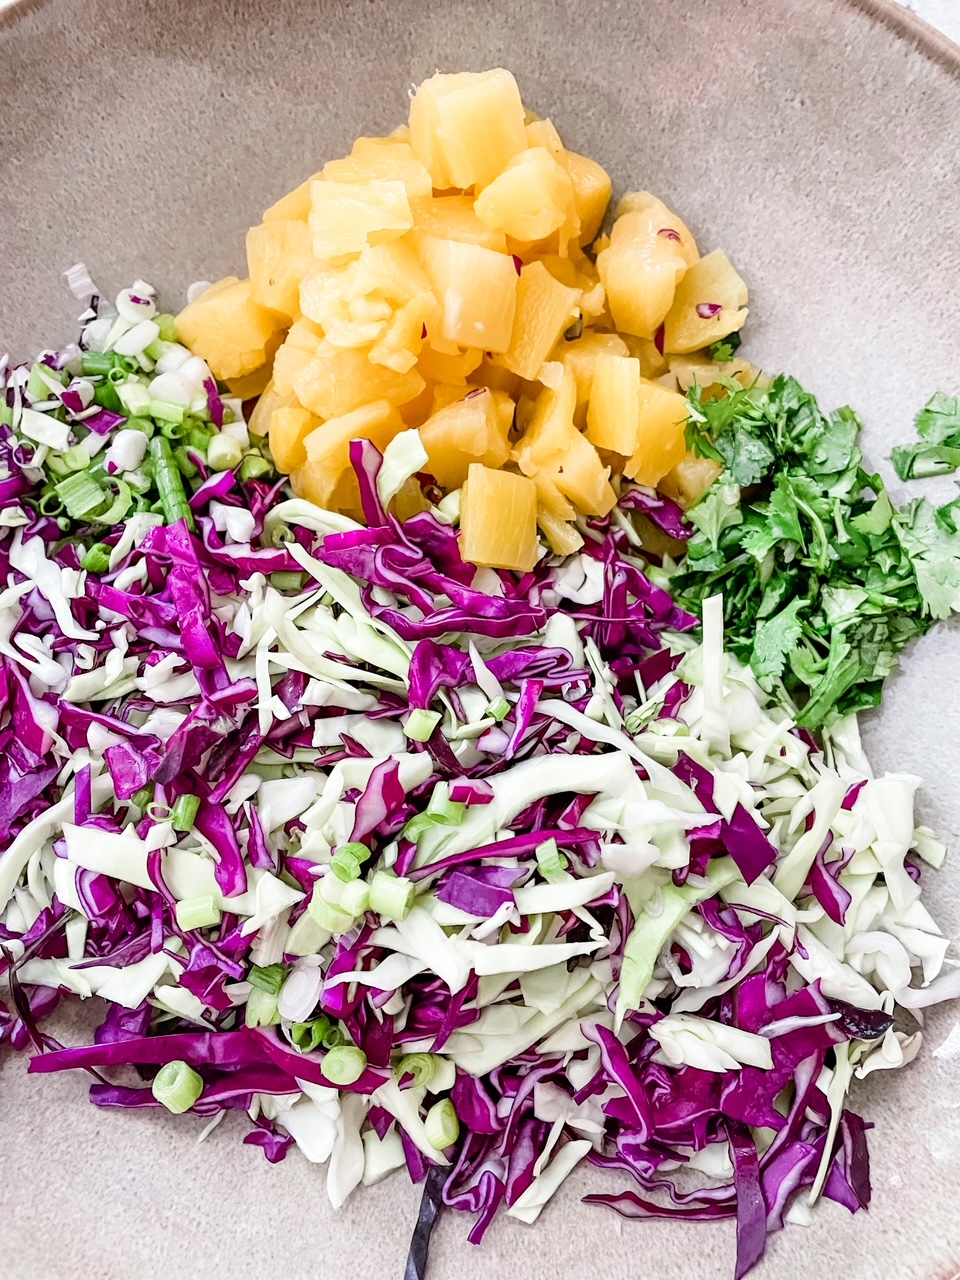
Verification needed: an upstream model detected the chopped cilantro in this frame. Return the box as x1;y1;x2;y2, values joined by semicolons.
891;392;960;479
669;375;960;727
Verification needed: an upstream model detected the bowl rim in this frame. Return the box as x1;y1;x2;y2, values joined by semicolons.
1;0;958;72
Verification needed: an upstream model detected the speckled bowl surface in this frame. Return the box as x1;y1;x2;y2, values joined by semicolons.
2;1;960;1277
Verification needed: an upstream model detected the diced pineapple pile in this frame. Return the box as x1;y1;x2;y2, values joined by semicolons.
176;69;752;572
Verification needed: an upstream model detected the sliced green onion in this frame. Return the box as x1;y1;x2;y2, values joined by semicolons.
125;415;156;437
92;380;123;414
154;313;179;343
81;351;124;377
487;696;511;722
321;1023;345;1050
245;986;280;1028
368;870;415;922
397;1053;444;1089
151;1060;204;1114
426;791;465;826
143;337;166;361
174;895;221;931
536;837;568;878
331;841;370;882
240;454;272;481
150;398;185;424
338;879;370;917
60;445;92;472
402;812;437;842
27;362;65;399
107;363;132;384
170;793;200;832
207;434;243;472
117;379;151;417
37;491;65;517
290;1016;331;1052
96;478;133;526
0;403;12;427
160;418;187;441
308;894;357;935
54;471;106;520
146;801;172;823
322;1045;367;1086
403;708;442;742
186;425;212;451
173;446;198;478
270;571;305;592
80;542;112;573
130;785;154;811
248;963;287;995
424;1098;459;1150
149;435;194;530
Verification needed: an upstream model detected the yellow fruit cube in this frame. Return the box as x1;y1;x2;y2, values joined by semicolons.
524;118;567;163
662;249;749;354
270;405;319;473
406;196;508;253
514;368;616;517
417;344;482;385
659;452;723;509
624;380;690;487
586;353;642;455
175;277;285;382
566;151;612;245
460;464;539;573
596;196;699;338
419;388;511;488
248;379;296;437
271;318;325;396
293;399;404;509
246;219;316;321
496;261;581;382
224;343;283;399
536;504;583;556
417;237;518;353
409;69;528;191
322;137;432;202
264;172;322;223
558;331;629;422
474;147;576;244
294;343;426;420
309;179;413;260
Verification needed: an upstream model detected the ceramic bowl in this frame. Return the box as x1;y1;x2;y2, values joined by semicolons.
2;2;960;1277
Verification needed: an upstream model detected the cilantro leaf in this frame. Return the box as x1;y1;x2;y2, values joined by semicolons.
715;421;775;486
916;392;960;443
707;332;742;363
751;598;804;683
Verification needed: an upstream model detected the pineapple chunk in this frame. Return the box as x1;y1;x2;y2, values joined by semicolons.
586;353;642;456
623;380;689;487
558;331;629;422
419;388;511;488
406;196;508;253
460;464;539;573
659;452;722;509
248;379;296;437
223;342;283;399
417;343;483;384
566;151;612;245
394;476;431;520
300;240;436;370
417;237;518;353
246;219;316;321
270;405;319;473
514;367;616;517
309;179;413;260
264;172;322;223
293;400;404;508
409;69;528;191
474;147;577;244
175;277;285;382
271;318;324;396
294;343;425;420
596;196;699;338
524;118;567;163
662;249;748;354
322;137;432;202
498;261;581;381
537;503;584;556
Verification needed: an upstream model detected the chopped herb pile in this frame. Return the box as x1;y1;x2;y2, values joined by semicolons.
670;374;960;727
